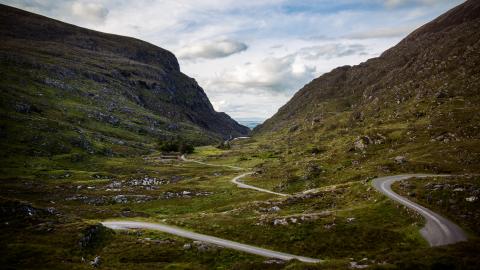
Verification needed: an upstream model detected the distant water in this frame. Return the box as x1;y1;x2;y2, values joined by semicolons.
236;118;264;129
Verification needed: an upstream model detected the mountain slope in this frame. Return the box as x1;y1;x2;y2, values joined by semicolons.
253;0;480;189
0;4;248;159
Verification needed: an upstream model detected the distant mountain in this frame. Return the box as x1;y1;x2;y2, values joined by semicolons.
254;0;480;179
236;118;265;129
0;4;249;158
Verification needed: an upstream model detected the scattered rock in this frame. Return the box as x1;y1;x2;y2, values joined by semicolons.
190;241;221;252
264;259;286;264
289;125;299;132
350;261;368;269
354;136;372;151
394;156;407;164
90;256;101;267
112;195;153;204
466;196;477;202
161;190;212;200
273;218;288;226
260;206;281;213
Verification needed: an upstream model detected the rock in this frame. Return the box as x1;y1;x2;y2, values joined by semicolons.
466;196;477;202
112;195;128;204
161;190;212;200
346;217;356;223
273;218;288;226
324;223;335;230
270;206;281;212
264;259;286;264
183;243;192;250
394;156;407;164
90;256;101;267
192;241;219;252
289;124;299;132
453;187;464;192
111;195;153;204
354;136;372;151
350;261;368;269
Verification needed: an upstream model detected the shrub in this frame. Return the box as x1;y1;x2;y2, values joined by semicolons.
179;143;194;154
157;139;194;154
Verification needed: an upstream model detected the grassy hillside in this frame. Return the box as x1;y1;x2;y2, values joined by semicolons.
252;0;480;191
1;1;480;269
0;4;249;164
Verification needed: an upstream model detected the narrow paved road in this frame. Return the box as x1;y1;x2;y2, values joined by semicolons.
102;221;322;263
181;155;243;170
372;174;467;246
181;155;289;196
231;172;289;197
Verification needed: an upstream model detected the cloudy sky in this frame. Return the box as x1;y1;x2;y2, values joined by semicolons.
2;0;464;121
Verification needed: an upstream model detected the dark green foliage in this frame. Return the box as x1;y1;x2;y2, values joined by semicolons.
179;143;194;154
157;139;194;154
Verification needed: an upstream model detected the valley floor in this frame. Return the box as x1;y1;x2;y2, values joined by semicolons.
1;139;479;269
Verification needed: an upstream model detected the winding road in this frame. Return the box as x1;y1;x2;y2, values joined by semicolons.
372;174;467;246
102;220;321;263
103;157;468;263
231;172;289;197
181;155;289;196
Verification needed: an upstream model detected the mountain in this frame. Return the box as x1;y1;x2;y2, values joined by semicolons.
0;4;249;158
253;0;480;187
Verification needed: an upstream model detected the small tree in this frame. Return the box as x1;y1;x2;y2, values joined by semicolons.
157;139;194;154
157;140;178;152
179;143;194;154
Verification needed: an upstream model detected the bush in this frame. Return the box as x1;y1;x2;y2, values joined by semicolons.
179;143;194;154
157;140;194;154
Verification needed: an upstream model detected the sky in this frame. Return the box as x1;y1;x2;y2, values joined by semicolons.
2;0;465;121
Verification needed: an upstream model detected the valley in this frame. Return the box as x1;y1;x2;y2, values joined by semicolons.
1;1;480;269
1;138;479;269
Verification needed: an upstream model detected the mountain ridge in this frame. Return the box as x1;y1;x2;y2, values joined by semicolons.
0;4;249;159
255;0;480;136
252;0;480;189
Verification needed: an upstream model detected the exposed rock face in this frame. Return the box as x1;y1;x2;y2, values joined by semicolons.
0;4;249;158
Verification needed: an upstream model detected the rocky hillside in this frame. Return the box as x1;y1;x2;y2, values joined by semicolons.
0;4;248;158
253;0;480;188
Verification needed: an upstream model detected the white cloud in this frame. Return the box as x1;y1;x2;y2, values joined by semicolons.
383;0;461;8
71;2;108;24
346;25;416;39
297;44;367;59
0;0;465;119
178;40;247;60
210;55;316;93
